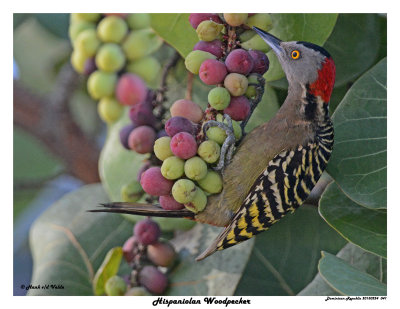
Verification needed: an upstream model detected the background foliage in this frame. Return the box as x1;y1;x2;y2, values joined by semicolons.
14;13;387;296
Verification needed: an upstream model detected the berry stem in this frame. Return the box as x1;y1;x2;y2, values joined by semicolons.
185;71;194;100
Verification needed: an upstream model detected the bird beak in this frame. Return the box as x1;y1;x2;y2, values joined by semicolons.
253;27;283;57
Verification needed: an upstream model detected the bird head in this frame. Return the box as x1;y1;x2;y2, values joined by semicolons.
254;27;336;107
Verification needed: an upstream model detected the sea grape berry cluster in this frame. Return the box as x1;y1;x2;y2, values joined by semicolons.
69;13;162;124
116;13;271;214
104;218;176;296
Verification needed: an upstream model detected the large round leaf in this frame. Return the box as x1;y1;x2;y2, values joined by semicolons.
150;13;198;58
323;14;381;87
28;184;133;295
235;205;346;295
167;224;254;295
319;182;386;258
299;243;386;295
318;251;387;296
328;58;387;209
264;13;338;81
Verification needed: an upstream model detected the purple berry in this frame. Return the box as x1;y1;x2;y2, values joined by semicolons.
193;40;223;58
159;195;184;210
119;124;136;150
129;103;157;127
138;265;168;294
223;96;251;121
189;13;222;29
165;116;197;137
249;50;269;75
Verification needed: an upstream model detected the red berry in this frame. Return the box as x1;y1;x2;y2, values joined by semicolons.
223;96;251;121
189;13;222;29
199;59;227;85
225;49;254;75
140;167;174;196
134;219;161;245
128;126;156;154
159;195;184;210
165;116;197;137
116;73;148;106
170;132;198;159
122;236;138;263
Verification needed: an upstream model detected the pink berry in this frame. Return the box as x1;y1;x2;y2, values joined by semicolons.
188;13;222;29
138;265;168;295
134;219;160;245
119;124;136;150
249;50;269;75
128;126;156;154
83;57;97;76
140;167;173;196
170;132;198;159
170;99;204;123
199;59;227;85
122;236;138;263
193;40;223;58
159;195;184;210
225;49;254;75
116;73;148;106
223;96;251;121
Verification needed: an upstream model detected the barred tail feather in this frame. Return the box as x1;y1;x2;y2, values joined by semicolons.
89;202;195;219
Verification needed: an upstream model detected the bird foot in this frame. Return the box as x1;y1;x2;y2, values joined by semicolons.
203;114;236;171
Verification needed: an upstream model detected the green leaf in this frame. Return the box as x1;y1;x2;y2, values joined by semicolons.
319;182;387;258
99;111;195;231
299;243;386;295
35;13;70;40
328;58;387;209
150;14;198;58
264;13;338;81
245;84;280;133
92;247;123;296
318;251;387;295
324;14;381;87
234;205;346;295
166;224;254;295
28;184;133;295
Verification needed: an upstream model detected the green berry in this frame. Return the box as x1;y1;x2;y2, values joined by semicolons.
69;20;96;42
97;16;128;44
127;13;151;30
74;13;101;23
70;50;88;74
196;20;224;42
208;87;231;110
161;156;185;180
245;13;273;32
154;136;173;161
172;179;197;204
97;97;123;123
87;71;117;100
206;126;227;145
105;275;127;296
95;43;126;73
197;140;220;163
197;170;223;194
121;180;144;203
126;56;161;84
184;187;207;213
125;287;151;296
245;73;258;98
184;50;216;74
184;157;208;181
122;29;162;60
74;28;100;57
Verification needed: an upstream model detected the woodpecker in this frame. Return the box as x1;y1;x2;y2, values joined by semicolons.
92;27;336;261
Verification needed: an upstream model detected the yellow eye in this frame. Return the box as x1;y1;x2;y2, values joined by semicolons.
291;50;300;59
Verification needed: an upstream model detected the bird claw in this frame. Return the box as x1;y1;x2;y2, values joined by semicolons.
203;114;236;171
